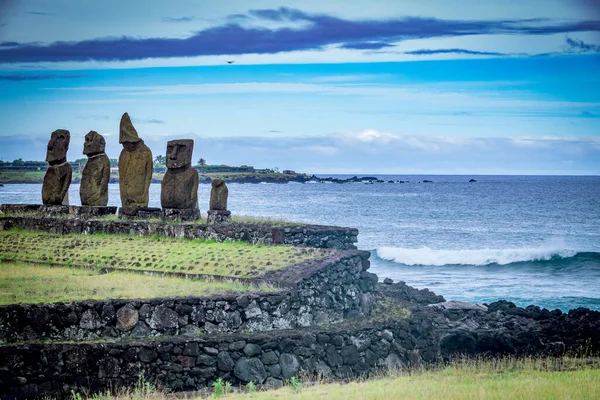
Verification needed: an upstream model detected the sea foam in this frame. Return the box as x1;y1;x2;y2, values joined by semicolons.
376;246;578;266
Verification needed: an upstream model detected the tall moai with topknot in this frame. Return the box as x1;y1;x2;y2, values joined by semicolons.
80;131;110;206
42;129;72;205
118;112;153;207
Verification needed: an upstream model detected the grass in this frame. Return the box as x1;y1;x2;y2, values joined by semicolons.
67;356;600;400
0;229;334;278
0;262;274;305
0;170;49;184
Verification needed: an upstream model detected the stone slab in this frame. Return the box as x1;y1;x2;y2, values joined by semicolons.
70;206;117;218
162;208;201;221
207;210;231;225
0;204;42;214
39;205;70;216
118;206;162;219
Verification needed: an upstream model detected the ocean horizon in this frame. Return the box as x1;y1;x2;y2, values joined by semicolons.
2;174;599;312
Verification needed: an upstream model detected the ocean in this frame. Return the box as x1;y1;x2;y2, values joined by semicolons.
1;175;599;312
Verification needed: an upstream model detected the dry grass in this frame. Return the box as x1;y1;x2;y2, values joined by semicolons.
68;356;600;400
0;229;334;278
0;262;273;305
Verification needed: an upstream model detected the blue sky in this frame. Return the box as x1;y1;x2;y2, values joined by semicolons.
0;1;599;174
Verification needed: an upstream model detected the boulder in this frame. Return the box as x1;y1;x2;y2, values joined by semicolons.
233;357;267;383
116;305;139;332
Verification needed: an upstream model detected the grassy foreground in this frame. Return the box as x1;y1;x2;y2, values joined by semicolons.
70;356;600;400
0;262;273;305
0;230;333;278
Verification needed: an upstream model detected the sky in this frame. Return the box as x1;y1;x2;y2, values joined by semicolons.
0;0;599;174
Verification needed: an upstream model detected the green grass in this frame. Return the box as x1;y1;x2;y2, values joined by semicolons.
0;170;49;183
67;356;600;400
0;262;273;305
0;229;334;278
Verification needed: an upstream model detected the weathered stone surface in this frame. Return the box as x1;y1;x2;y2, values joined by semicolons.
279;353;300;379
118;113;152;207
70;206;117;218
118;206;161;219
428;300;488;312
139;346;158;362
80;131;110;206
234;357;267;383
149;305;179;329
42;129;72;205
243;343;262;357
217;351;235;371
207;210;231;225
131;321;151;337
161;139;199;210
80;310;102;330
162;208;200;221
116;305;139;332
209;178;228;211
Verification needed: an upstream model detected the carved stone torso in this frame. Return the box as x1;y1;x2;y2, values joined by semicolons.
161;167;199;209
209;179;228;211
80;154;110;206
42;162;72;205
118;142;153;207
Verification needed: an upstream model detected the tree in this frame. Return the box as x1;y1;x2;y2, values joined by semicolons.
12;158;24;166
74;158;88;168
154;155;166;165
198;158;206;167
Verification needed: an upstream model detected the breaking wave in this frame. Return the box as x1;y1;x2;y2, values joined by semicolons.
374;246;594;266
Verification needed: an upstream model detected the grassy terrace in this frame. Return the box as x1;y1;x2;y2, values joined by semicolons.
69;356;600;400
0;230;334;278
0;262;272;305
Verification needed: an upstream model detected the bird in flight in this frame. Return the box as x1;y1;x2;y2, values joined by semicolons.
226;60;235;64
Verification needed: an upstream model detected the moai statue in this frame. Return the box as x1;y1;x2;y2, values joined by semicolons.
118;112;153;207
207;179;230;224
42;129;72;205
209;178;228;211
80;131;110;206
161;139;199;209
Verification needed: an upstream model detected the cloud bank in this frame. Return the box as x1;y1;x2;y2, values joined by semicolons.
1;131;598;175
0;7;598;63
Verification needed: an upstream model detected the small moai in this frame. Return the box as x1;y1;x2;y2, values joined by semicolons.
42;129;72;206
207;178;230;224
118;112;153;210
161;139;200;220
80;131;110;206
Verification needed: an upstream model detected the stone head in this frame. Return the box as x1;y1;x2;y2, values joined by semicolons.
46;129;70;163
119;112;141;145
166;139;194;169
83;131;106;156
212;178;225;189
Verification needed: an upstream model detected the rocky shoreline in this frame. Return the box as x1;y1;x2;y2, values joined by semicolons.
377;279;600;358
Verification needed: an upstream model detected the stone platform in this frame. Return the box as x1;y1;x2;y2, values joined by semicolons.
118;206;162;219
70;206;117;217
162;208;201;221
207;209;231;224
